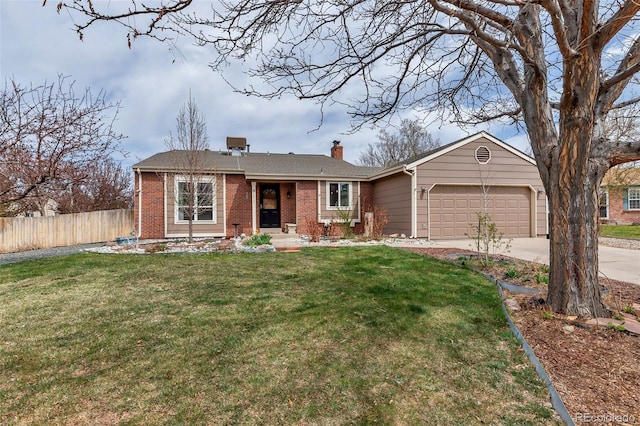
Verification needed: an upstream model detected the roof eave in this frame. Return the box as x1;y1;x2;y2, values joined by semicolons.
364;165;408;180
403;131;536;169
244;172;370;181
132;165;243;174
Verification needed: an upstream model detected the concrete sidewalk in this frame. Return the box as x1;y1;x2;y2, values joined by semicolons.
430;238;639;285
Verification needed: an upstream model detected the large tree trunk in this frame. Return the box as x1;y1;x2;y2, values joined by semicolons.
542;41;610;318
545;168;609;318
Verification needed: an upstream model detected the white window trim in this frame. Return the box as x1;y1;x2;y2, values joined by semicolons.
326;181;352;210
599;189;609;219
629;187;640;211
174;175;217;224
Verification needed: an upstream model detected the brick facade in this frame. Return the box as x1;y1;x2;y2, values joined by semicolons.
279;182;297;229
605;187;640;225
225;174;253;237
134;171;378;239
296;181;319;235
135;172;165;239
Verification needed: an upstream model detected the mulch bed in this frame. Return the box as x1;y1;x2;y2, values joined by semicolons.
403;247;640;422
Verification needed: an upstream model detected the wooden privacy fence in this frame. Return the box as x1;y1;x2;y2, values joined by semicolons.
0;209;134;253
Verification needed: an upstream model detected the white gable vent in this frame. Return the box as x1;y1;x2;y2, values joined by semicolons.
475;146;491;164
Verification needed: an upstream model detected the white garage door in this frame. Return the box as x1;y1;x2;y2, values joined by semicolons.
430;186;531;239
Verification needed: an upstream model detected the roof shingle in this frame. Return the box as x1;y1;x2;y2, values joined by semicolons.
133;150;384;179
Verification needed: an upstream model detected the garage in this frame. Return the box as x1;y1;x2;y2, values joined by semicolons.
429;185;532;239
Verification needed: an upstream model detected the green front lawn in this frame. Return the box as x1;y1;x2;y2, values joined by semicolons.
600;224;640;239
0;247;559;425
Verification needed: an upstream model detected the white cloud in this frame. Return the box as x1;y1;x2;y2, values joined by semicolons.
1;0;532;169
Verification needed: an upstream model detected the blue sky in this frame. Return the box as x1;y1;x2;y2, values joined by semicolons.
0;1;531;168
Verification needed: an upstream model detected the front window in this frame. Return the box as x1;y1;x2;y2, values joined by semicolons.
176;177;216;222
328;182;351;208
599;190;609;219
629;188;640;210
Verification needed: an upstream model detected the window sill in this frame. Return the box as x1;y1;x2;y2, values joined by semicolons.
175;220;218;225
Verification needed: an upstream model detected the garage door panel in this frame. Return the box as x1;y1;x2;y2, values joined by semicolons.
507;213;520;221
468;200;481;209
430;186;531;239
455;213;469;222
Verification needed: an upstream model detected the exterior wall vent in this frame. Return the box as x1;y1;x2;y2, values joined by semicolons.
475;146;491;164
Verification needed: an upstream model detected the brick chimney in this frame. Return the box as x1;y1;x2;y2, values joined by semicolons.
330;140;343;160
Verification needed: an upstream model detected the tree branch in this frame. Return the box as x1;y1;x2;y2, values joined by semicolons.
595;0;640;49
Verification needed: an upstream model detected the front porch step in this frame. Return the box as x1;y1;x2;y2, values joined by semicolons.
259;228;285;235
259;228;298;239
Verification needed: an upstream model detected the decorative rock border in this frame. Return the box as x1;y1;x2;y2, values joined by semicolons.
446;253;575;426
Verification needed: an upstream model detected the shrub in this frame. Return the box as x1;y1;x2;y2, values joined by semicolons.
335;207;354;238
301;218;323;242
371;205;389;240
505;269;520;279
244;233;272;247
534;273;549;285
362;197;389;240
466;212;511;267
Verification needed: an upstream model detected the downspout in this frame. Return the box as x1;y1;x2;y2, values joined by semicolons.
317;181;322;223
163;173;168;238
402;167;416;238
251;182;257;234
356;181;361;224
222;174;227;237
528;185;537;237
426;184;437;241
136;168;143;238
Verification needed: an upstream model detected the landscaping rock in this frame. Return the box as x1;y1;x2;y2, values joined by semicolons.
525;295;546;310
505;298;521;311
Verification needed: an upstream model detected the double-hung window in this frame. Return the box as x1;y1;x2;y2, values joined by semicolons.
598;190;609;219
628;187;640;210
328;182;351;208
176;177;216;222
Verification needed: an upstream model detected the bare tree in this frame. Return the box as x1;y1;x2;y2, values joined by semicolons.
165;92;211;243
51;1;640;317
56;158;132;214
602;107;640;185
0;75;125;216
359;119;440;167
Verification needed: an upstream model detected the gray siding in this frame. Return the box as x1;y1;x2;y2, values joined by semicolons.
413;137;546;238
373;173;412;236
318;181;361;223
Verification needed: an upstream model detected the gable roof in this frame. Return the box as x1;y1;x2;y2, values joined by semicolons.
602;167;640;186
405;131;535;168
133;150;383;180
133;132;533;181
368;131;535;180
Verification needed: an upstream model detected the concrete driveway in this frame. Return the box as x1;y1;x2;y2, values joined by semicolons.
430;238;639;285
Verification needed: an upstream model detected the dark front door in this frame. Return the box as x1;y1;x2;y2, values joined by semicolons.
260;184;280;228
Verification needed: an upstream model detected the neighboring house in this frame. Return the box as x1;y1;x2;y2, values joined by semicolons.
16;199;59;218
132;132;548;240
599;167;640;225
